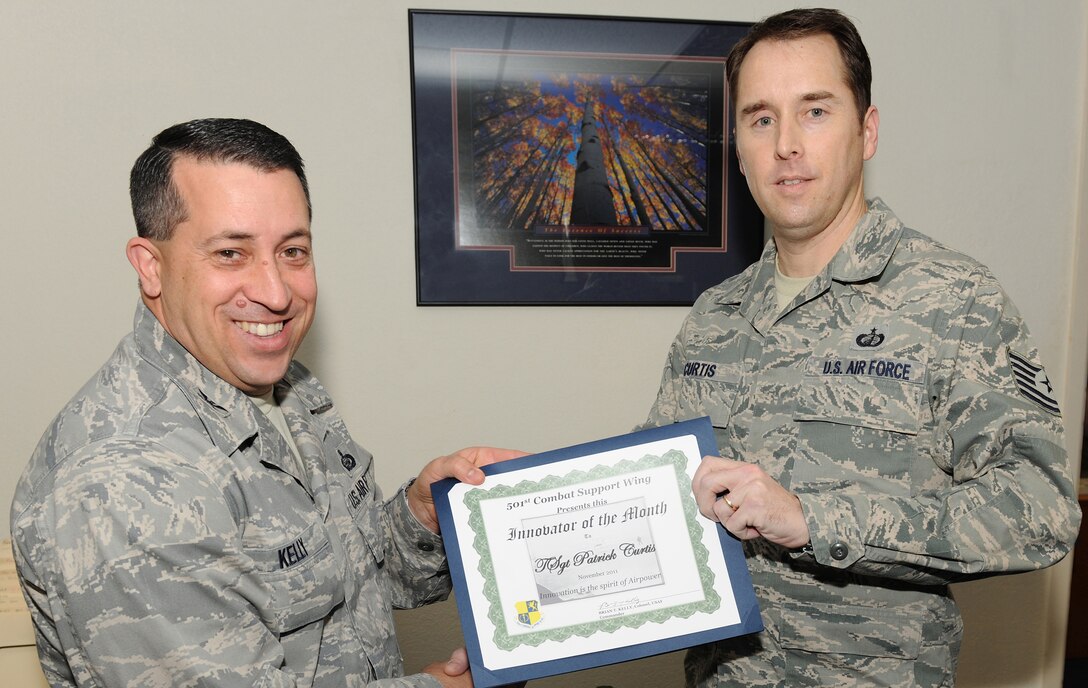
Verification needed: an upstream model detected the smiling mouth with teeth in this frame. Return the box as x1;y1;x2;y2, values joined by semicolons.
236;321;285;337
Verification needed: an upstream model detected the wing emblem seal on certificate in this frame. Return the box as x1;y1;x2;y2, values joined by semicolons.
434;418;763;687
514;600;542;627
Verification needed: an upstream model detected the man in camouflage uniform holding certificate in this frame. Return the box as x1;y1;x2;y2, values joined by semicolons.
643;9;1082;687
11;118;519;687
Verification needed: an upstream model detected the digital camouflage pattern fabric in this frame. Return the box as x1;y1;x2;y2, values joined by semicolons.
644;199;1080;687
11;303;450;687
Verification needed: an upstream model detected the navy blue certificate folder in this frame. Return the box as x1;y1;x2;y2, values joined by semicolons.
433;418;763;687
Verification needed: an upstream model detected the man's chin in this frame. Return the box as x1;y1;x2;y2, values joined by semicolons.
235;367;292;395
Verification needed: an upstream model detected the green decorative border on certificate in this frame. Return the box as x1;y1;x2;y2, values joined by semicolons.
462;449;721;650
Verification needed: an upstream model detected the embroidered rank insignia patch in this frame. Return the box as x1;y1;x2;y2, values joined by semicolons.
515;599;542;627
1008;349;1060;414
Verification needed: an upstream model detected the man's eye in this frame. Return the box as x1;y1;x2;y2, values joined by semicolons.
810;107;825;117
756;116;773;127
218;249;241;260
283;247;309;260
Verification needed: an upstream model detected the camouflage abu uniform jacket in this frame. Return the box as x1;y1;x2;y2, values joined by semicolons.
11;303;450;687
644;199;1080;687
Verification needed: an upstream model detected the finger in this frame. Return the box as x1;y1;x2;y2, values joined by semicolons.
691;454;730;483
458;446;530;468
409;448;530;532
408;455;478;532
417;454;484;489
442;447;530;486
713;496;741;527
699;486;737;525
692;455;745;491
719;506;760;541
692;458;740;520
719;491;738;512
441;454;486;485
691;459;721;517
445;647;470;676
694;479;726;521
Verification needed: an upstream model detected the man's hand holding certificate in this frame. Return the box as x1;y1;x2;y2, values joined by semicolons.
433;418;763;687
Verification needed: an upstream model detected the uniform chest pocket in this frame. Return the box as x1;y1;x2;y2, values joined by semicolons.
795;357;925;435
247;521;345;634
677;361;742;428
791;358;926;496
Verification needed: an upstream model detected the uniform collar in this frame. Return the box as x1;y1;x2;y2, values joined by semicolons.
714;198;903;330
825;197;902;284
280;362;333;415
130;302;330;456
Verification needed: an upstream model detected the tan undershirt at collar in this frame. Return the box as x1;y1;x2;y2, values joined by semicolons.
775;258;817;312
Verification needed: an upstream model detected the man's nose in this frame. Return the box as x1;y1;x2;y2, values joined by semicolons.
774;119;803;160
245;259;291;312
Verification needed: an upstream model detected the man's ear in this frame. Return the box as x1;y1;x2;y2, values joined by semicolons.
126;237;163;299
862;105;879;161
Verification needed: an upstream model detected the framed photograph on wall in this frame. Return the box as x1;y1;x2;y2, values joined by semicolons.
409;10;761;305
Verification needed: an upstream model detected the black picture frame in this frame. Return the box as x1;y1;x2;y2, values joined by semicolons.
409;10;762;305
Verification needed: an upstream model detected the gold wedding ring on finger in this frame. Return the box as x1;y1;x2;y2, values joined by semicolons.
721;493;738;511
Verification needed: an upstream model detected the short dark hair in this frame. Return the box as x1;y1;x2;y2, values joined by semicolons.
727;8;872;123
129;118;310;240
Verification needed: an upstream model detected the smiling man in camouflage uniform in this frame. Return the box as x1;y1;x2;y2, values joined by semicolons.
643;9;1081;687
10;118;520;687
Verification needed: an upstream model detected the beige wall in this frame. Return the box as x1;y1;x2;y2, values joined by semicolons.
2;1;1085;686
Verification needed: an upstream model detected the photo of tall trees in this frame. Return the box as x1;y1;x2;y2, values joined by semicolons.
463;58;715;235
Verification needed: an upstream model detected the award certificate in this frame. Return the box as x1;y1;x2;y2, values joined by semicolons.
433;417;763;687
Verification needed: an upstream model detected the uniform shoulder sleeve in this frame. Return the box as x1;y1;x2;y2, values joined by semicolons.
12;437;295;686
